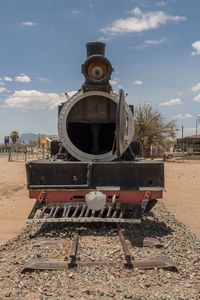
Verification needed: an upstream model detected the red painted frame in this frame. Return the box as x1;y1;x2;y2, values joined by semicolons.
29;190;163;205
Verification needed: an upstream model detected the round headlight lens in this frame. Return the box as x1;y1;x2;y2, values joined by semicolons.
88;59;108;81
91;66;104;79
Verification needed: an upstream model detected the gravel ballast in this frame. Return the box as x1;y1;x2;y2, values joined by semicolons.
0;202;200;300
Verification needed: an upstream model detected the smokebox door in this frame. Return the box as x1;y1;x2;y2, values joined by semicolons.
115;89;127;157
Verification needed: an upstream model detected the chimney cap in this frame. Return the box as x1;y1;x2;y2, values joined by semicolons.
86;42;106;57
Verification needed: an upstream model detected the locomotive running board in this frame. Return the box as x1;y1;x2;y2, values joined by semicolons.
26;201;142;224
21;229;178;273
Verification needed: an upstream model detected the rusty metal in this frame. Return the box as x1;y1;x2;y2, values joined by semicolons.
26;202;142;224
37;191;47;203
131;256;177;270
21;228;177;273
21;256;177;273
21;258;117;273
68;232;79;268
22;258;68;272
118;229;133;268
141;190;151;213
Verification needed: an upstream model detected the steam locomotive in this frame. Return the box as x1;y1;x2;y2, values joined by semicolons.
26;42;164;224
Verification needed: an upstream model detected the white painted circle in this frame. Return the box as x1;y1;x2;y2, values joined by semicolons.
86;191;106;211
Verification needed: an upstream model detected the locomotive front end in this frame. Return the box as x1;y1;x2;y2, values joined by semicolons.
26;42;164;224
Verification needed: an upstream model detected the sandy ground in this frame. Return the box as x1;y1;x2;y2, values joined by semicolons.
162;159;200;237
0;156;199;246
0;156;35;245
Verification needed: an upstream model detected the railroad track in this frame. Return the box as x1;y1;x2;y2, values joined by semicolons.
21;224;177;273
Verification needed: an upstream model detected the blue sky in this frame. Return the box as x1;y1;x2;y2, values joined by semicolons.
0;0;200;143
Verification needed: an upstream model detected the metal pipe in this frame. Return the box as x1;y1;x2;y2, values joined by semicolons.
29;185;89;189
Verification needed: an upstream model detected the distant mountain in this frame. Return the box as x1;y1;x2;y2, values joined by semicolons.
19;133;58;144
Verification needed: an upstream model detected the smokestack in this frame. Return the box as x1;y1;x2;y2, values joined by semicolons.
86;42;105;57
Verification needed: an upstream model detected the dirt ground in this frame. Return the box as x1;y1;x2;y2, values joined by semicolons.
0;157;35;246
0;156;199;246
161;159;200;237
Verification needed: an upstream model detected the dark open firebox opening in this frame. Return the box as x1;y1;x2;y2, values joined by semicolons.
67;122;116;154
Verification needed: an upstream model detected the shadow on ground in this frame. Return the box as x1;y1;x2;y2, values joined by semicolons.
29;211;173;242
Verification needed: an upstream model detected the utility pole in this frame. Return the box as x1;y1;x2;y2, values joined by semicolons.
181;125;184;151
196;115;200;136
196;117;197;136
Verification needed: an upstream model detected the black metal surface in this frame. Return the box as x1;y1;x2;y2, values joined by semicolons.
27;200;41;220
26;202;142;224
82;55;113;86
26;160;164;190
144;199;158;214
130;141;140;156
86;42;106;57
50;140;60;156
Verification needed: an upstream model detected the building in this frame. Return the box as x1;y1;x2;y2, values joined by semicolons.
39;134;55;151
176;135;200;154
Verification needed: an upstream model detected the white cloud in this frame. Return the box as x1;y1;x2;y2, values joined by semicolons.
191;41;200;56
38;77;52;84
194;94;200;102
132;7;141;16
5;90;63;110
97;36;111;42
156;1;166;7
0;82;5;86
71;9;80;15
134;38;165;49
15;74;31;83
110;80;118;85
109;77;122;89
159;98;182;106
0;87;8;93
4;76;13;82
134;80;143;85
192;82;200;92
173;113;192;120
101;7;186;35
22;21;38;27
144;39;164;45
143;38;164;47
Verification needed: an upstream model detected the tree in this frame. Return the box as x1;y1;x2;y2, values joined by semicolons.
134;103;178;147
10;131;19;145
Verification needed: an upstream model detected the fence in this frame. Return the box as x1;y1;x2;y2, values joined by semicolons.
0;151;43;162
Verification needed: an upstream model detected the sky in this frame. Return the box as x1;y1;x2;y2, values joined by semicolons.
0;0;200;143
